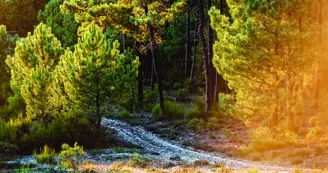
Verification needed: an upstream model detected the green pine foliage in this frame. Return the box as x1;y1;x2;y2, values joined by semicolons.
6;23;64;122
38;0;78;49
61;0;186;43
0;25;17;106
57;23;139;127
59;142;86;170
209;0;317;126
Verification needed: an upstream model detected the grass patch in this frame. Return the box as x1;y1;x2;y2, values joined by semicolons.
33;145;56;164
152;101;185;120
113;147;125;153
127;153;151;168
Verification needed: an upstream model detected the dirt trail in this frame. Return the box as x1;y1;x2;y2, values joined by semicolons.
101;118;297;172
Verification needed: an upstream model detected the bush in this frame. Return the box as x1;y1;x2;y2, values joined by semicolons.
190;97;205;118
176;88;189;100
219;93;235;114
33;145;56;164
184;109;202;120
119;110;130;119
0;116;31;143
113;147;125;153
58;142;86;170
249;126;297;152
127;153;151;168
152;101;185;120
187;118;205;131
0;141;19;160
144;90;158;112
206;117;220;130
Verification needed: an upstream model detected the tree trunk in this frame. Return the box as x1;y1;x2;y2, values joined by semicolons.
313;0;322;113
96;91;101;129
207;0;214;106
213;74;220;102
145;5;165;113
151;61;155;91
185;0;191;79
137;51;144;111
122;34;126;51
198;0;211;115
272;91;279;127
190;12;198;83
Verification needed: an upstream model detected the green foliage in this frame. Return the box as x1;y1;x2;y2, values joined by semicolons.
144;90;158;112
187;118;205;131
151;104;161;119
152;101;185;120
0;25;17;107
61;0;186;43
0;110;96;153
176;88;189;100
247;168;259;173
6;23;64;122
184;97;206;121
57;23;139;127
184;109;202;120
293;166;303;173
119;110;130;119
218;93;235;115
113;147;125;153
249;126;297;152
192;98;205;114
206;117;220;130
0;116;31;143
33;145;56;164
127;153;150;168
0;141;19;160
0;94;26;121
38;0;78;49
58;142;86;170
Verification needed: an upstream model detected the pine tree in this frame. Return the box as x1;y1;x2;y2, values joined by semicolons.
38;0;78;49
57;24;139;128
61;0;186;113
0;26;17;106
6;23;63;122
209;0;317;128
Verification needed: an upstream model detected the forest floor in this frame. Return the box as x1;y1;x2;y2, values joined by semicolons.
3;112;328;172
112;113;328;172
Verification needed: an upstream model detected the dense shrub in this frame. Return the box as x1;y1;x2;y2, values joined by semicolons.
192;97;205;115
33;145;56;164
0;112;100;153
152;101;185;120
184;109;202;120
187;118;205;131
176;88;189;100
59;143;86;170
144;90;158;112
249;126;297;152
0;141;19;160
119;110;130;119
206;117;220;130
218;93;235;115
127;153;151;168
